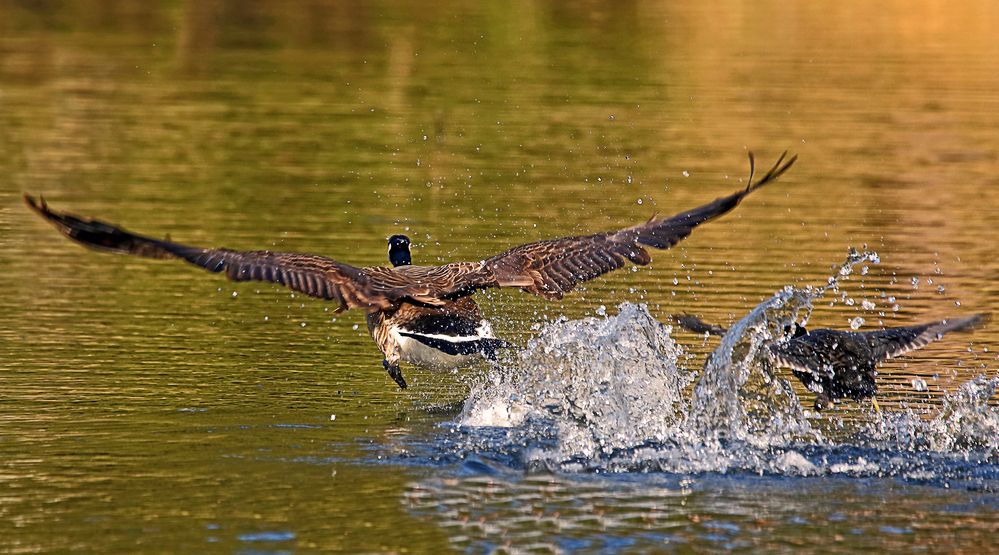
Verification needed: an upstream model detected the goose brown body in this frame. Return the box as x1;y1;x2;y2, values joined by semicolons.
26;152;795;389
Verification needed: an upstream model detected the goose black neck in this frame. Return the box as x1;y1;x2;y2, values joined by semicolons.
390;247;411;267
388;235;412;267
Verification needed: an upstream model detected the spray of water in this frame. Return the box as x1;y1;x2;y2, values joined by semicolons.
455;249;995;480
462;302;689;462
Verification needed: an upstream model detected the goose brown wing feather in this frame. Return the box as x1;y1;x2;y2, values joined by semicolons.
614;150;796;249
439;152;796;300
481;234;648;299
25;194;396;312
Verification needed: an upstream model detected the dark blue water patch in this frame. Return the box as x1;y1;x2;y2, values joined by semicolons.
596;535;641;551
879;525;913;535
237;531;296;542
467;539;500;553
557;537;595;551
345;419;560;472
704;520;741;534
457;455;502;476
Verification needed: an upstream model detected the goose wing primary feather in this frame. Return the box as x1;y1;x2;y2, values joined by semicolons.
436;151;796;300
865;314;988;361
24;194;415;312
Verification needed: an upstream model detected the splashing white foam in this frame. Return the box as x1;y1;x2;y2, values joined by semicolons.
866;375;999;457
454;249;996;479
461;302;688;460
686;284;816;447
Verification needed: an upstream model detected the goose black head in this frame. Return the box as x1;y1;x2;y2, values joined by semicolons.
387;234;412;267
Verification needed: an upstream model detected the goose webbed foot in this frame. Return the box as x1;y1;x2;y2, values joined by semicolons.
383;359;407;389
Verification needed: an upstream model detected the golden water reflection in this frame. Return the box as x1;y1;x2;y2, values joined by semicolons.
1;0;997;552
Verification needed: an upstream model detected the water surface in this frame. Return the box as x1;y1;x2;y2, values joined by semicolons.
1;1;998;552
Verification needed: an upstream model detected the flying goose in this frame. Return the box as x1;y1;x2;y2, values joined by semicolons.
26;152;795;389
674;313;988;411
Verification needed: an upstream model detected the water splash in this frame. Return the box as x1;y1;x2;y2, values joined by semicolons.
449;249;996;484
686;285;813;447
866;375;999;457
687;248;881;446
461;302;689;461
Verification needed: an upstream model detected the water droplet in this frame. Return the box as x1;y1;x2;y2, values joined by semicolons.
861;300;876;310
682;170;690;177
231;291;238;298
911;378;928;392
849;317;865;330
637;198;643;205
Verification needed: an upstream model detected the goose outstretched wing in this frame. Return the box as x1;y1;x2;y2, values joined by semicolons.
437;151;796;300
865;314;988;361
25;195;413;312
26;151;795;308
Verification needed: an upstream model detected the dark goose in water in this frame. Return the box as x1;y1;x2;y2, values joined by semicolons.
674;313;988;411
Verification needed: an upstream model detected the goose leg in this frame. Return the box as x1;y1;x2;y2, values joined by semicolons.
382;359;407;389
871;396;881;413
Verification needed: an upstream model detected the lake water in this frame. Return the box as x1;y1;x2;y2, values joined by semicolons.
1;1;997;552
